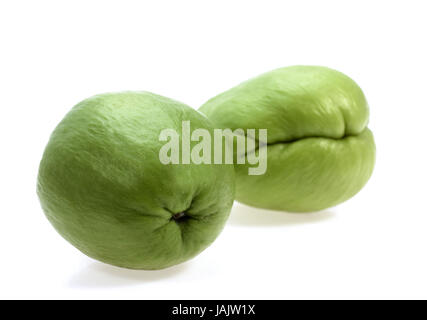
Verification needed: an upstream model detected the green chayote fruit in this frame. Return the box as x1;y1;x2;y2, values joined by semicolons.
200;66;375;212
37;92;235;269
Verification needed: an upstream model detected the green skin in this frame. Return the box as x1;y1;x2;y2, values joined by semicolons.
37;92;235;270
199;66;376;212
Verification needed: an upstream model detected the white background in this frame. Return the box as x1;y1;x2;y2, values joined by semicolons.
1;0;426;299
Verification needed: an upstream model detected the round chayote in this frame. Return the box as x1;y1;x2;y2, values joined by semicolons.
37;92;235;269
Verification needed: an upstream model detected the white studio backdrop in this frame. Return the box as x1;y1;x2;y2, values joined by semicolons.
0;0;426;299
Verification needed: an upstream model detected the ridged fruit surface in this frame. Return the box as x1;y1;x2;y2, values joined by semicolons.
200;66;375;212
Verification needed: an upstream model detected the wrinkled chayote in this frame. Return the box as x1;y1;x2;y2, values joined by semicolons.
200;66;376;212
